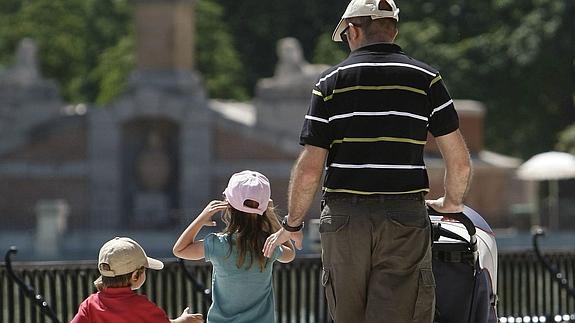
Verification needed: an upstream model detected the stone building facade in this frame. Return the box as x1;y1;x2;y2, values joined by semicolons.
0;0;530;258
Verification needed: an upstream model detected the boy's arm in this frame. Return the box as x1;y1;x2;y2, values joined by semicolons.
173;200;227;260
70;300;89;323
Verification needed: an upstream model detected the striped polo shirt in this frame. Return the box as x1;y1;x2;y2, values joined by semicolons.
300;43;459;195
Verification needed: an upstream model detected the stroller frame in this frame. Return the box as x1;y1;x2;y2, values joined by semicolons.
429;206;499;323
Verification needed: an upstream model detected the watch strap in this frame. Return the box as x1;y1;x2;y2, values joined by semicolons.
282;216;304;232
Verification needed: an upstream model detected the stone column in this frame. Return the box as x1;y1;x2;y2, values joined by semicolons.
181;100;213;221
35;200;69;258
88;108;122;228
134;0;196;71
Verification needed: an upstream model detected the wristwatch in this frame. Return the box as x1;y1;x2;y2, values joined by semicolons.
282;216;304;232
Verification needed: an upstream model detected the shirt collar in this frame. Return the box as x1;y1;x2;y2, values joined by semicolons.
100;287;134;295
349;42;404;57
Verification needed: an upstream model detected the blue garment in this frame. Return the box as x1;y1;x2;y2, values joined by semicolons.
204;233;282;323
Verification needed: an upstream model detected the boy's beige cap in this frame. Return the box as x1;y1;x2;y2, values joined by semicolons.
97;237;163;277
332;0;400;42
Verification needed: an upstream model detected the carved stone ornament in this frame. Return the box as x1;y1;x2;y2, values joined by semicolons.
136;132;171;192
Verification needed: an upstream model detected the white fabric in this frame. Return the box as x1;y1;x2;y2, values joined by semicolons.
517;151;575;181
332;0;400;42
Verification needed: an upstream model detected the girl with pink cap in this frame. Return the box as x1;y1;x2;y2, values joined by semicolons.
173;170;295;323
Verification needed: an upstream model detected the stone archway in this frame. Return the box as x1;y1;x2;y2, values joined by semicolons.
121;117;180;228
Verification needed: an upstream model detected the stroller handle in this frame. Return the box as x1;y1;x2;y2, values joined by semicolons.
427;207;478;253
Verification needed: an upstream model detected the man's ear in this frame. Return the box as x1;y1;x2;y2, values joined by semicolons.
350;23;362;42
131;270;140;282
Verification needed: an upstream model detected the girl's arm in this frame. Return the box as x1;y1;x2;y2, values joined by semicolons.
265;201;296;263
173;200;228;260
278;240;296;263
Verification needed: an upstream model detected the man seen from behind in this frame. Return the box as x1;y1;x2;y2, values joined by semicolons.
263;0;472;322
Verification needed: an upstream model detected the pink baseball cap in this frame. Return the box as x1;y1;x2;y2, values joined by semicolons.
223;170;271;215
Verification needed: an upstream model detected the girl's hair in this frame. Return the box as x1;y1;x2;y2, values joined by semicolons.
221;200;282;272
94;265;145;291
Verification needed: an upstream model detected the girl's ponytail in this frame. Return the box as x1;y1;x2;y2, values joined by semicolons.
222;204;280;272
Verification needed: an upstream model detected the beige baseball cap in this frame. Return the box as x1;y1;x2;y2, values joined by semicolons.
96;237;163;280
332;0;400;42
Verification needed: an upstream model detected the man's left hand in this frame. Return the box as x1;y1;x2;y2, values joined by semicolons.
263;228;303;258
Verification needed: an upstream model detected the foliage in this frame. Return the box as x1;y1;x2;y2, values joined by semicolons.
216;0;350;94
0;0;573;159
312;32;348;66
557;124;575;155
396;0;575;158
0;0;246;103
195;0;247;101
0;0;131;103
215;0;574;158
92;35;134;105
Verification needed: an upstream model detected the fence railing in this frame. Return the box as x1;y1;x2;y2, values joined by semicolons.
498;252;575;319
0;255;329;323
1;252;575;323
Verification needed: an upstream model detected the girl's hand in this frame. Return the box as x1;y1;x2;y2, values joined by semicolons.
198;200;228;226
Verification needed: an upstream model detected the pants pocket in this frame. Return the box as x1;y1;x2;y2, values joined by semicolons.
388;201;428;229
322;267;336;321
412;268;436;322
319;214;350;265
319;213;349;233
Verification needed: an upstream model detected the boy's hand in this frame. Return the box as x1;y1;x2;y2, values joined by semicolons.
198;200;228;226
172;308;203;323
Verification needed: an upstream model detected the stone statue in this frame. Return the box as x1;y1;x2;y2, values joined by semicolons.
274;38;306;78
254;37;329;137
2;38;40;84
136;131;171;192
273;37;327;81
0;38;60;136
257;37;328;94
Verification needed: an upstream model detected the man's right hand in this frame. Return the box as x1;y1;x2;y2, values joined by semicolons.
262;228;303;258
426;196;464;213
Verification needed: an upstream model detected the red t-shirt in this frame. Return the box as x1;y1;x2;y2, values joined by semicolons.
70;287;170;323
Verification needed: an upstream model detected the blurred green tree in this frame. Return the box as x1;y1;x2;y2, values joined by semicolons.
397;0;575;158
1;0;573;159
217;0;350;95
92;35;134;105
0;0;131;103
215;0;574;158
312;32;347;66
0;0;246;103
195;0;247;101
557;124;575;155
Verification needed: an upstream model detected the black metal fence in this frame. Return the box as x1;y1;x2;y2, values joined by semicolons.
1;252;575;323
498;252;575;320
0;256;328;323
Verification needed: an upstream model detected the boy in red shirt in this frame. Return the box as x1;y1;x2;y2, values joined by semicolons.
71;237;203;323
